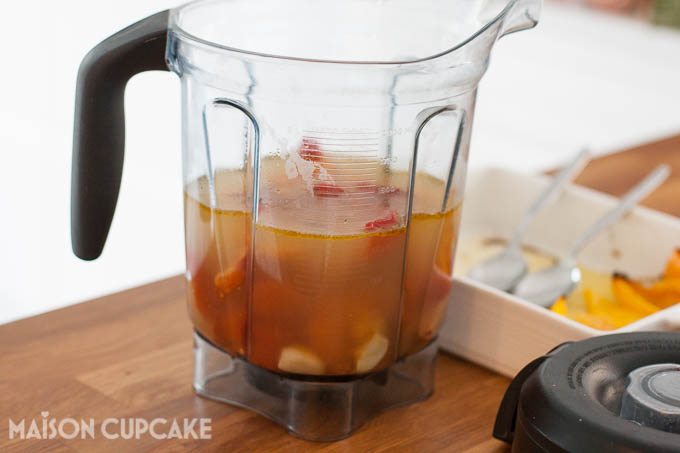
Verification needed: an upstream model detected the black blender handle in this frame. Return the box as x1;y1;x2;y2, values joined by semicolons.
71;10;170;260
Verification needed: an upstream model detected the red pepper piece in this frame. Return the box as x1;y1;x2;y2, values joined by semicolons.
313;183;345;197
365;210;399;232
298;138;323;162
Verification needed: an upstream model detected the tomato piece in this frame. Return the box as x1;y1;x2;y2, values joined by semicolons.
365;210;400;232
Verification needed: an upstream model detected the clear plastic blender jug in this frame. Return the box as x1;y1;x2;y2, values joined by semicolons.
72;0;540;441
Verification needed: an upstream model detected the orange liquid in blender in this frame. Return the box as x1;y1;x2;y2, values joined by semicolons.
184;156;460;376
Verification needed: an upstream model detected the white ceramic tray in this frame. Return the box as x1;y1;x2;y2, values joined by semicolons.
439;167;680;378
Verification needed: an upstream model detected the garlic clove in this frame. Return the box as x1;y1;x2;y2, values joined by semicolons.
278;347;325;375
355;333;389;373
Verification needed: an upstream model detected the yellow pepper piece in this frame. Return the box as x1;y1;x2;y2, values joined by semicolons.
583;289;599;313
568;313;617;331
612;276;660;317
551;297;567;315
628;279;680;309
664;248;680;279
584;289;645;328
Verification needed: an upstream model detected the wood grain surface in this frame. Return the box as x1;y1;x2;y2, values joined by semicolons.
565;134;680;218
1;135;678;452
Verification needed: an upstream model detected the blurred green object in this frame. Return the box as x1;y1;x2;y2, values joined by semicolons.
654;0;680;28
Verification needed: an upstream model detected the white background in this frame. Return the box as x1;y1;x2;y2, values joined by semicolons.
1;1;679;324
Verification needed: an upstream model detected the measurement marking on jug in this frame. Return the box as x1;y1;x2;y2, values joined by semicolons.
318;167;379;172
303;156;378;161
321;172;377;177
310;151;379;155
341;196;385;202
313;162;378;166
303;140;381;145
303;129;379;135
305;142;380;146
292;219;372;227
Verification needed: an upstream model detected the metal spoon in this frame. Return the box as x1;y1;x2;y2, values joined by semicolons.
467;149;591;291
513;164;671;307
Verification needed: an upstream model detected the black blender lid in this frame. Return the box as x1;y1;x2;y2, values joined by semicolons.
493;332;680;453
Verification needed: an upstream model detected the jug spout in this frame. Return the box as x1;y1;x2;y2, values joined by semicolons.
500;0;542;37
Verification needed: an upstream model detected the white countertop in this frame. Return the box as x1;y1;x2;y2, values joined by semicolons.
1;0;679;324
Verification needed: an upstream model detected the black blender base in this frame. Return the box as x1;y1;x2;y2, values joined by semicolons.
193;331;437;441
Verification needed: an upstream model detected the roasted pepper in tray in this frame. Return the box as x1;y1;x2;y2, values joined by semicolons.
549;249;680;330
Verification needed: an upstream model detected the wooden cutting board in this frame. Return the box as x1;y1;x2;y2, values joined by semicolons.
0;135;678;453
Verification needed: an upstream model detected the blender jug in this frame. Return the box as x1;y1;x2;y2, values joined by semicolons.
72;0;540;441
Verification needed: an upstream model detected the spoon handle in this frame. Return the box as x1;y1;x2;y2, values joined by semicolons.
509;149;590;247
567;164;671;258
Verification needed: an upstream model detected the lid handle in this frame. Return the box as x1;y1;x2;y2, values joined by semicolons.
493;355;549;443
71;10;170;260
493;341;572;443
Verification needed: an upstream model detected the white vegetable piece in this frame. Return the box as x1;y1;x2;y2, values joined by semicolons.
278;347;325;374
356;333;389;373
